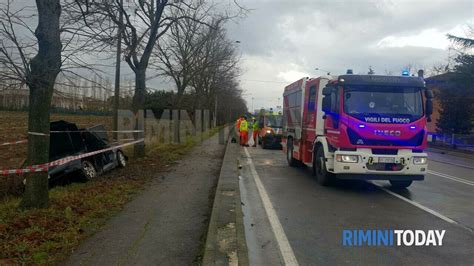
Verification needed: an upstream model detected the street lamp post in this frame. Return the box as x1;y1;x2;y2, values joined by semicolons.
315;67;331;75
214;95;217;128
251;97;254;113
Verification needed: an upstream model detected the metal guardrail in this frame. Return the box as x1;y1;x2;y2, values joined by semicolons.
428;133;474;152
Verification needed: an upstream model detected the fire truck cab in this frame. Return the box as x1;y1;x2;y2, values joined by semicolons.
282;74;434;188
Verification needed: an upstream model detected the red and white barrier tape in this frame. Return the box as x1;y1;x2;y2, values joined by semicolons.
1;139;28;146
1;129;144;146
1;139;144;176
50;130;144;133
28;132;48;136
117;138;136;142
27;130;144;136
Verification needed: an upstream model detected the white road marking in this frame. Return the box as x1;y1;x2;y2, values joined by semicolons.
244;147;299;266
427;170;474;186
372;182;474;233
429;158;474;170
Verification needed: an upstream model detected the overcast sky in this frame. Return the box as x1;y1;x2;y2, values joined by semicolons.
224;0;473;111
1;0;472;111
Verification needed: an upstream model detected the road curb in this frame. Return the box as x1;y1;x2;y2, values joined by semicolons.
203;133;249;265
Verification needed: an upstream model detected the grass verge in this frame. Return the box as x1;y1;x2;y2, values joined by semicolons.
0;126;223;265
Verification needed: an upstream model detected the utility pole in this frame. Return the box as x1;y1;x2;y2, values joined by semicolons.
73;84;76;112
214;95;217;127
113;0;123;141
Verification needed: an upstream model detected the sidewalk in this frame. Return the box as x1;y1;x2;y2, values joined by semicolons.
66;130;228;265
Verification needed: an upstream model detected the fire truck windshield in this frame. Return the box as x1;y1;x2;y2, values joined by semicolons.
267;115;283;128
343;86;423;122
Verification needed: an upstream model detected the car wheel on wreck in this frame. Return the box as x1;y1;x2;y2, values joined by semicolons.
117;150;127;168
81;160;97;181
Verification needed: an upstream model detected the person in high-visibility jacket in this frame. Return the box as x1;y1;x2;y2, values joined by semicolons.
239;116;249;146
236;116;243;131
251;117;259;147
236;116;244;143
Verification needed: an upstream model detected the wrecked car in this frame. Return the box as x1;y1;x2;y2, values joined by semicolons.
48;120;127;182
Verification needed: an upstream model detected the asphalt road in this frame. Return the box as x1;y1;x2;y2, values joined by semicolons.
239;143;474;265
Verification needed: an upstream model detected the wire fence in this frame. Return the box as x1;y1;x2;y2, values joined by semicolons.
428;132;474;152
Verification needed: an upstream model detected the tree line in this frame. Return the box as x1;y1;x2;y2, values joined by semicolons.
0;0;247;209
435;29;474;135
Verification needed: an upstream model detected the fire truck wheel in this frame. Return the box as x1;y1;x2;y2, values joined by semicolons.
314;147;334;186
286;139;298;167
389;180;412;189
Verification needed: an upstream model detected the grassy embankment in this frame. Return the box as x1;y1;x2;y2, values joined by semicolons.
0;111;223;264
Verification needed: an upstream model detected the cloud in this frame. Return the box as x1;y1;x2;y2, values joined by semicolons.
226;0;473;109
277;69;310;82
375;24;469;50
2;0;470;110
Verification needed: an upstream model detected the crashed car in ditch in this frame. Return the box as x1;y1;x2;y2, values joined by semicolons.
48;120;127;183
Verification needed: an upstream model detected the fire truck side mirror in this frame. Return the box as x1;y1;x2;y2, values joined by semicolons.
322;86;333;95
425;89;434;99
322;86;333;114
322;95;331;114
426;99;433;117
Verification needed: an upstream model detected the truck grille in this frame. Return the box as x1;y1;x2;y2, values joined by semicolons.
347;128;424;147
372;149;398;155
366;163;405;171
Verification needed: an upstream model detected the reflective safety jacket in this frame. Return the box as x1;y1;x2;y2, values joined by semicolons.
252;121;259;131
240;120;248;132
236;118;242;131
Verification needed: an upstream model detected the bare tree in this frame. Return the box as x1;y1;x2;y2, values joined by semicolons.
152;10;213;142
155;17;242;114
0;0;120;208
0;0;62;209
190;24;240;112
383;69;394;76
367;66;375;75
74;0;247;154
447;26;474;49
153;9;211;110
74;0;219;156
427;63;450;77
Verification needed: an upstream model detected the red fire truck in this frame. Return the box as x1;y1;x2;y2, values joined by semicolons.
282;73;434;188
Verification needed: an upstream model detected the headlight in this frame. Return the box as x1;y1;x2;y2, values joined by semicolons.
266;129;272;134
413;156;427;165
336;154;359;163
